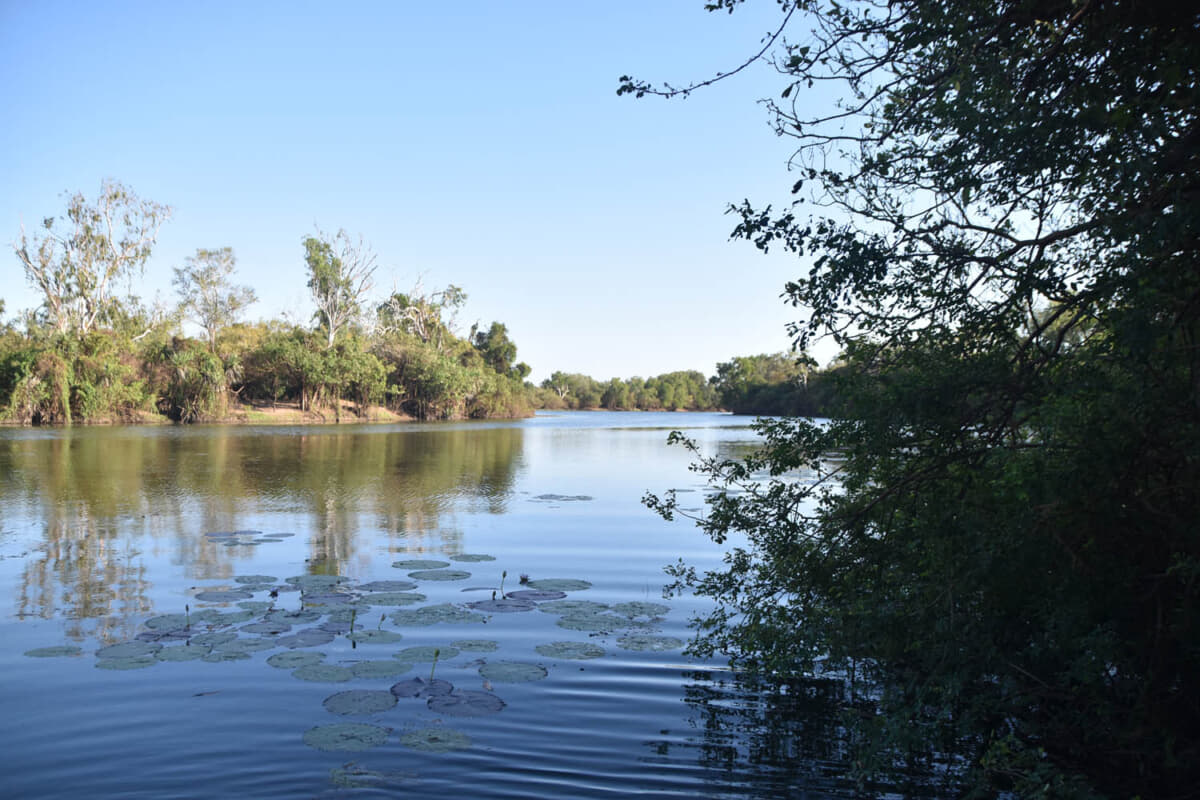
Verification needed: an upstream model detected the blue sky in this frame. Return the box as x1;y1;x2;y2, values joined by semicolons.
1;1;836;382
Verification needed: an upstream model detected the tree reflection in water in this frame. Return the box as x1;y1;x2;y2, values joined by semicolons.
652;669;960;799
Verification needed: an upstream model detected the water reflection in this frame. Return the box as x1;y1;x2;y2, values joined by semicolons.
0;425;524;633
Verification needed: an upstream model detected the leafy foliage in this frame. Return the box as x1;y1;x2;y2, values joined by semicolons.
637;1;1200;796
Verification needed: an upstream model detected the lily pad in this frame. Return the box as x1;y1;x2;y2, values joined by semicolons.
358;591;425;606
214;637;277;654
143;613;193;631
303;723;388;752
351;660;412;679
538;600;610;616
390;677;454;698
236;600;274;612
408;569;472;582
347;630;403;645
535;641;606;660
190;631;238;648
193;590;253;602
555;612;627;632
478;661;548;683
285;575;349;591
394;645;459;663
24;645;82;658
96;655;158;670
504;589;567;602
265;609;322;624
426;690;506;717
400;727;471;753
616;634;685;652
202;650;251;662
267;651;325;669
466;598;536;613
451;639;499;652
532;494;593;502
301;591;356;606
234;574;277;584
240;621;291;635
612;601;670;618
525;578;592;592
275;629;336;649
97;641;162;659
293;664;355;682
156;645;210;662
390;604;485;626
322;689;398;715
358;580;418;592
448;553;495;563
391;559;451;570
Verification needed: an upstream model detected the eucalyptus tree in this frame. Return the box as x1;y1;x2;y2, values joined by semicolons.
630;1;1200;796
303;229;377;348
172;247;257;352
12;180;171;336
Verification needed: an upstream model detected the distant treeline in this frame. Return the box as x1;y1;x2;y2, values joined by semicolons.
533;353;841;417
3;181;833;425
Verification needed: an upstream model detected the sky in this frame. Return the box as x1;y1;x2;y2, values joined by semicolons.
0;1;839;383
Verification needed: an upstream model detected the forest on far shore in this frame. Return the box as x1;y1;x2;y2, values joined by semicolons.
2;183;823;425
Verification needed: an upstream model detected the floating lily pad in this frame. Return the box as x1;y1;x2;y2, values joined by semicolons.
391;559;451;570
237;600;274;612
293;664;355;682
190;631;238;648
358;580;418;592
389;677;453;698
156;645;209;662
208;610;256;625
394;645;459;663
525;578;591;592
400;727;470;753
426;690;506;717
555;612;626;632
390;604;485;626
203;650;251;662
24;645;82;658
535;641;606;660
347;630;403;645
97;641;162;659
136;629;190;643
612;601;670;618
359;592;425;606
504;589;567;602
616;634;685;652
538;600;610;616
96;655;158;670
303;723;388;752
451;639;499;652
408;569;471;582
276;629;337;649
323;689;398;715
267;609;322;625
466;598;536;613
240;621;291;635
478;661;548;683
532;494;593;502
193;590;253;603
143;613;193;631
262;532;295;538
448;553;495;563
351;659;412;679
267;651;325;669
319;620;352;634
234;574;277;584
215;637;277;654
285;575;349;591
302;591;356;606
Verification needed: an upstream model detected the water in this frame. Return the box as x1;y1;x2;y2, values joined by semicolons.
0;411;865;799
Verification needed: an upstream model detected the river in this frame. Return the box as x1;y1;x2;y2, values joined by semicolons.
0;411;868;799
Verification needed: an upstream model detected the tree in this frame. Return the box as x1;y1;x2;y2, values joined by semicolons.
471;321;529;379
303;229;377;348
634;1;1200;797
13;179;171;336
172;247;257;352
377;281;467;352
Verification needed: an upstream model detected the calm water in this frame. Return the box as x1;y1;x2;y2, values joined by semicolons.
0;411;863;799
